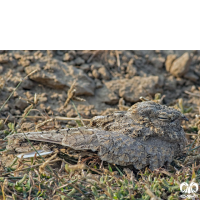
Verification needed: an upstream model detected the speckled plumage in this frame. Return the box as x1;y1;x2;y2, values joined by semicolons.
6;101;187;170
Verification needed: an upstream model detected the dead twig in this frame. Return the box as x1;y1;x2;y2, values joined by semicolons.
39;153;57;175
144;185;161;200
185;91;200;97
87;50;99;63
63;81;85;108
115;50;121;68
63;81;86;126
35;118;54;131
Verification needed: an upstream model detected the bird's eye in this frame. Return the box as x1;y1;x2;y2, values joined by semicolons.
158;113;169;121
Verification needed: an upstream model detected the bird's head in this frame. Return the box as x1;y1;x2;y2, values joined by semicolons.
128;101;188;143
128;101;188;126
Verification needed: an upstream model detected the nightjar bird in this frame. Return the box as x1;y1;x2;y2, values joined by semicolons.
6;101;188;170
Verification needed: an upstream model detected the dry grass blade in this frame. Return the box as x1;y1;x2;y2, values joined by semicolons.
16;115;91;122
144;185;161;200
185;90;200;97
115;50;121;68
63;81;85;108
63;81;86;126
71;100;85;126
87;50;99;63
35;118;54;131
39;153;57;175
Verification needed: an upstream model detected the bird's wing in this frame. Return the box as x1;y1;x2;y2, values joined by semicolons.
61;127;148;169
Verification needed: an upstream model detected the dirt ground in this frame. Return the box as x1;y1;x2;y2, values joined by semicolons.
0;50;200;131
0;50;200;199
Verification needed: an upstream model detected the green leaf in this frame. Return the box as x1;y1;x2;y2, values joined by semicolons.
108;164;113;172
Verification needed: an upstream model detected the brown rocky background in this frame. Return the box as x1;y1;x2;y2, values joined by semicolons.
0;50;200;131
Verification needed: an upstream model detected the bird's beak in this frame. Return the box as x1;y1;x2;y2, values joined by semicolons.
182;115;189;121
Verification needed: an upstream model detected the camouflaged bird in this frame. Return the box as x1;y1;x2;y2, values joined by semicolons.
6;101;188;170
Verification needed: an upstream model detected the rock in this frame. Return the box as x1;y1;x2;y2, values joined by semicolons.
15;99;29;111
88;72;93;78
18;58;30;67
108;56;116;67
81;53;90;61
77;104;95;118
120;65;126;72
91;63;104;70
155;50;161;54
47;50;54;58
10;59;18;68
21;79;34;90
95;79;103;89
74;57;85;65
56;50;64;56
122;51;134;58
68;50;76;59
80;64;90;72
21;122;34;131
190;85;196;92
0;53;18;68
40;103;46;110
94;80;121;105
135;57;145;68
25;57;95;96
14;109;21;115
33;51;43;59
95;75;163;104
105;79;125;94
68;120;77;126
0;54;9;63
119;76;163;103
66;109;77;117
92;69;100;79
150;57;165;69
63;53;72;61
98;67;110;80
190;55;199;65
184;71;199;82
185;80;192;86
126;64;137;77
13;52;23;60
174;50;195;57
176;77;186;86
164;76;177;90
121;55;128;62
38;94;48;103
17;66;24;73
10;73;23;86
134;50;144;56
68;60;75;65
165;54;177;72
96;85;119;105
0;65;3;74
1;104;9;112
169;52;192;77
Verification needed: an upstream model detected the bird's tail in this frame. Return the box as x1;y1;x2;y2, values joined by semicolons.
61;127;99;151
6;127;99;153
